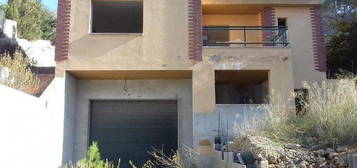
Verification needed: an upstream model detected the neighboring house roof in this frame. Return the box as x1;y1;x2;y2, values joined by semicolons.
17;39;56;67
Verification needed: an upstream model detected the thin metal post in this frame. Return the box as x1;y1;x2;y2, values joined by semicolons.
243;26;247;47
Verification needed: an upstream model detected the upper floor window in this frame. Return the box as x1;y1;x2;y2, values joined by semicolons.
91;0;143;33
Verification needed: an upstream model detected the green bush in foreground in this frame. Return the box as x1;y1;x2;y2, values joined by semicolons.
78;142;118;168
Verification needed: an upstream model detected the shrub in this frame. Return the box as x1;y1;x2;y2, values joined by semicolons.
239;77;357;146
0;50;39;95
299;79;357;145
236;92;296;143
150;148;198;168
62;142;120;168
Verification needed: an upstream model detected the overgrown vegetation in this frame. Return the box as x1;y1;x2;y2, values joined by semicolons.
240;78;357;147
0;49;39;95
63;142;199;168
2;0;56;42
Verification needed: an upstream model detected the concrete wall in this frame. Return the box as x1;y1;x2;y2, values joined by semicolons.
275;7;326;88
0;79;66;168
73;79;193;161
3;19;17;39
62;73;77;163
195;104;266;141
193;47;295;114
192;47;295;147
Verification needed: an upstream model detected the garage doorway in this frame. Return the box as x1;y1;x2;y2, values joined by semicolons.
90;100;178;167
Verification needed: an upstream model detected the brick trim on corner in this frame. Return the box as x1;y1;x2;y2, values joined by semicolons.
261;7;276;46
261;7;276;26
188;0;202;61
310;6;327;72
55;0;71;62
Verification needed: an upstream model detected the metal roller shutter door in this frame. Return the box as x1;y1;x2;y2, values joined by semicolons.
90;100;178;167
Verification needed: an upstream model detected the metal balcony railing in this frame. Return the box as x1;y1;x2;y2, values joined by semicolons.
203;26;289;47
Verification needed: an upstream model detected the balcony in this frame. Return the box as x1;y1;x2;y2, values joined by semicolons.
203;26;289;47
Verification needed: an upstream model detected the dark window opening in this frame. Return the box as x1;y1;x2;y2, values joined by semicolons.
295;89;309;115
215;70;269;104
92;0;143;33
278;18;287;27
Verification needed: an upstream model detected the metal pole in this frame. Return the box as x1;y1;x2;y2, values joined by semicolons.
244;26;247;47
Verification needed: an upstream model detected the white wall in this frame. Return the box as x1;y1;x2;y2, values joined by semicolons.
3;19;17;39
0;78;66;168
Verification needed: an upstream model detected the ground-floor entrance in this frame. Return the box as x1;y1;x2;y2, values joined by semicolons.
90;100;178;167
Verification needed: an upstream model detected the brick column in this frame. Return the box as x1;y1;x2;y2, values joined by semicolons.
55;0;71;61
261;7;276;46
188;0;202;61
310;6;327;72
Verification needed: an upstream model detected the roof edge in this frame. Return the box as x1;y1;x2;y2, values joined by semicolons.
202;0;323;5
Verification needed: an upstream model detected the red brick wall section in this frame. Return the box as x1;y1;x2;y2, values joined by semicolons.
55;0;71;61
310;6;327;72
35;74;55;96
261;7;276;46
261;7;276;27
188;0;202;61
31;67;55;96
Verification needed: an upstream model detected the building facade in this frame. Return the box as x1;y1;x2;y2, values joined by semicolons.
55;0;326;166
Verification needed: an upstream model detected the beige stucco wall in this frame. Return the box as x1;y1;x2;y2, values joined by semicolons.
203;15;260;26
193;47;295;115
192;47;295;147
58;1;325;89
57;0;325;157
56;0;192;77
275;7;326;88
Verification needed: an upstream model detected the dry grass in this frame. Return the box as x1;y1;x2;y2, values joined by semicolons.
148;147;199;168
238;78;357;146
0;50;39;95
300;79;357;145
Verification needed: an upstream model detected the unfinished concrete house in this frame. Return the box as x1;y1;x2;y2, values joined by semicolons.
54;0;326;167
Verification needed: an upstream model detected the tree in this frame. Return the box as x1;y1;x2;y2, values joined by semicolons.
322;0;357;38
3;0;56;42
326;17;357;76
323;0;357;77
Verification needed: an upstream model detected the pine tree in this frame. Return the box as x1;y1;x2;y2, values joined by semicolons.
3;0;56;42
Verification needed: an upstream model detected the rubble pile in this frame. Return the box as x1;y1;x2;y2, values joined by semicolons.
231;136;353;168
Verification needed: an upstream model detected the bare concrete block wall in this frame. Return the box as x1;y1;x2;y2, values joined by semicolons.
62;73;77;164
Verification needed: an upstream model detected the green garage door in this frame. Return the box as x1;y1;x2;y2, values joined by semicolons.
90;100;178;167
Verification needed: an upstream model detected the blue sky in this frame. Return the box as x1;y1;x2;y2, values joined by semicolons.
0;0;57;11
